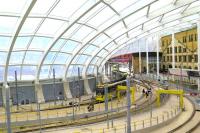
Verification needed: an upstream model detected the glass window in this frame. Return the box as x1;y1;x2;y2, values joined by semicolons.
0;67;4;81
67;65;84;77
0;0;27;13
20;18;42;34
0;16;18;34
29;37;52;50
21;66;36;80
71;26;95;42
0;36;11;51
7;66;21;81
39;65;51;79
61;40;79;53
82;45;98;55
54;53;71;64
30;0;56;15
37;18;65;35
0;52;7;65
87;65;95;75
44;52;57;64
13;37;31;49
24;51;43;64
72;54;90;64
51;39;66;51
10;52;25;64
50;0;88;19
49;65;65;78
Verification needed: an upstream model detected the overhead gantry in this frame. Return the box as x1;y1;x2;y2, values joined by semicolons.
156;89;184;110
117;85;135;104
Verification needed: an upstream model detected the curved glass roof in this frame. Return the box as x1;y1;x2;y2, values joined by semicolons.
0;0;200;82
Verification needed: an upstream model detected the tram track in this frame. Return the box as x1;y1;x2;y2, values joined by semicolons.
14;90;170;133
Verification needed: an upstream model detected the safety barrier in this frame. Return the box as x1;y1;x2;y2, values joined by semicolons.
71;106;181;133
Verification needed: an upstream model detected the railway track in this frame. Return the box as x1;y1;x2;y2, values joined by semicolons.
13;91;158;133
167;96;200;133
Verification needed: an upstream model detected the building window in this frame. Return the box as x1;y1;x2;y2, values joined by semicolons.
178;46;181;53
175;56;177;62
167;48;169;54
162;40;165;46
188;55;192;62
195;34;197;41
182;36;187;43
167;56;169;61
183;55;186;62
195;55;198;62
170;56;172;62
183;48;186;52
170;47;172;53
175;47;177;53
179;56;182;62
189;34;194;42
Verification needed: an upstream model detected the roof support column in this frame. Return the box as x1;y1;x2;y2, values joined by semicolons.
139;40;142;74
172;32;175;69
197;21;200;91
156;36;160;79
146;39;149;74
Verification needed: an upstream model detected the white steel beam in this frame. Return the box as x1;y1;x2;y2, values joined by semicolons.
84;1;200;77
4;0;37;84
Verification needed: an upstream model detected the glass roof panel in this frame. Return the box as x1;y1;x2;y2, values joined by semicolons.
0;52;7;65
0;0;27;14
87;65;94;75
29;37;52;50
44;52;57;64
0;36;11;51
24;51;43;64
91;56;99;65
80;3;105;24
82;45;98;55
86;6;115;27
7;66;21;81
105;42;116;51
54;53;71;64
13;37;31;49
50;0;87;19
21;66;36;80
51;39;66;51
49;65;65;78
20;18;42;34
61;40;79;53
106;22;126;39
39;65;51;79
9;51;25;64
67;65;84;77
0;16;18;34
30;0;56;15
97;49;108;57
72;54;90;64
124;7;147;26
37;18;65;35
71;26;95;41
149;0;173;13
0;67;4;82
111;0;137;12
62;23;80;38
91;34;109;46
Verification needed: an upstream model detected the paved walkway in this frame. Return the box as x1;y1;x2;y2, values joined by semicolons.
34;95;180;133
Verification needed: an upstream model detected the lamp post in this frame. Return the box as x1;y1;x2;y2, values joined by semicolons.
104;83;109;129
126;76;131;133
15;71;19;110
53;68;56;105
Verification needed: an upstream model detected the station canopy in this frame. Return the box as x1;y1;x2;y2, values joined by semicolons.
0;0;199;82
